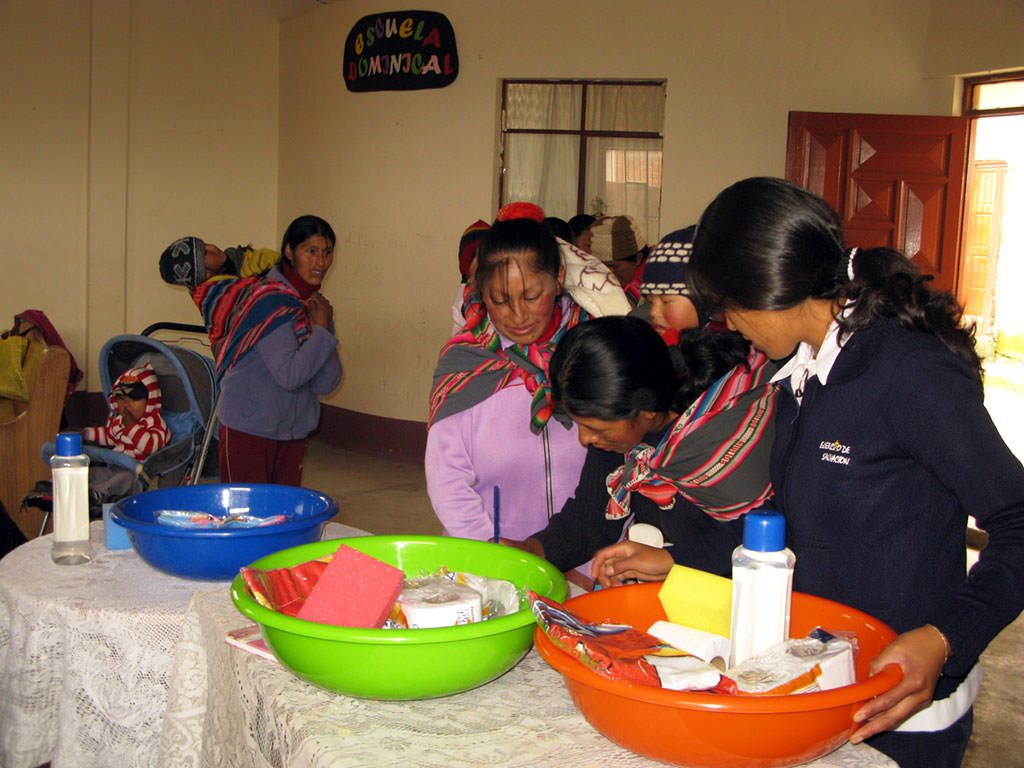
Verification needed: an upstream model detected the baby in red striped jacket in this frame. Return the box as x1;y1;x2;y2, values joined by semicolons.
84;362;170;461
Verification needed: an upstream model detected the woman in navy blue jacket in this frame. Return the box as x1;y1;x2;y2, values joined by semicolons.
677;177;1024;767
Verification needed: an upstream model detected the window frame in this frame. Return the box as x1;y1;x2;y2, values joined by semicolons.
963;70;1024;118
498;78;667;216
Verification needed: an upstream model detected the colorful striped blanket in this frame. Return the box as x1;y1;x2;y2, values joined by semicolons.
192;274;311;380
428;290;588;434
606;348;778;521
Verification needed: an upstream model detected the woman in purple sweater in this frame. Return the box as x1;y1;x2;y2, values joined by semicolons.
426;209;589;553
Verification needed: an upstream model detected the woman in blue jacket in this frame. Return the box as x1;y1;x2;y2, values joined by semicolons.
678;176;1024;767
161;215;342;485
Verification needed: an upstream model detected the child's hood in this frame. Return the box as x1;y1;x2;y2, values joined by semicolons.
109;362;162;418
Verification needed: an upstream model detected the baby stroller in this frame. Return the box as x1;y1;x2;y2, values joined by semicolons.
38;323;219;519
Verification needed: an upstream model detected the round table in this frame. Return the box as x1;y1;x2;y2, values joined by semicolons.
0;519;365;768
0;523;897;768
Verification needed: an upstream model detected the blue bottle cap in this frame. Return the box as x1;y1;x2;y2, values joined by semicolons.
56;432;83;456
742;508;786;552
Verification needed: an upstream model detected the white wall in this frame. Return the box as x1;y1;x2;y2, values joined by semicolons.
2;0;1022;422
280;0;939;421
1;0;92;375
0;0;282;388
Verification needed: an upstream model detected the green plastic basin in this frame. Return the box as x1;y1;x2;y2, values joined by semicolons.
231;535;568;699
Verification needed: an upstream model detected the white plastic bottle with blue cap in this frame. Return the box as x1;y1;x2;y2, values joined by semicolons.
50;431;92;565
728;508;795;667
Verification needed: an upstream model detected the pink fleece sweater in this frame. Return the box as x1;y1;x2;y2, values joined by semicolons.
425;379;587;542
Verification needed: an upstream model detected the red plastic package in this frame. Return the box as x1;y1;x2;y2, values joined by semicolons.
241;556;331;617
529;591;737;693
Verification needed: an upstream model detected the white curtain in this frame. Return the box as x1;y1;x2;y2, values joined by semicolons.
503;83;580;219
584;137;663;244
502;82;665;241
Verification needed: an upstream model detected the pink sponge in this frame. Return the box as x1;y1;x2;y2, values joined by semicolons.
295;544;405;628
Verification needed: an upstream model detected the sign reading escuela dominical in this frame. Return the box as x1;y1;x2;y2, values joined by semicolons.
343;11;458;92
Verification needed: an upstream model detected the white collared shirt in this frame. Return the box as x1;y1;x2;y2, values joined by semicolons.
769;309;851;404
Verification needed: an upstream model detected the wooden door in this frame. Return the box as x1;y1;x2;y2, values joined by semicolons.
786;111;969;295
960;160;1007;327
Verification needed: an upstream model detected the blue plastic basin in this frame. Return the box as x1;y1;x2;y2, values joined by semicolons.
110;484;336;580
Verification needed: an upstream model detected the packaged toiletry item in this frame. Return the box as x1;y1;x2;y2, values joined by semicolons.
647;620;731;670
398;577;483;627
729;508;795;666
50;432;92;565
241;557;331;616
529;590;737;693
102;502;132;550
728;628;857;694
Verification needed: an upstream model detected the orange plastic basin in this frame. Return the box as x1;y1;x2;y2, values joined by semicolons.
534;582;901;768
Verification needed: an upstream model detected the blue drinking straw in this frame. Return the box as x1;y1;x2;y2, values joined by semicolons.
493;485;500;543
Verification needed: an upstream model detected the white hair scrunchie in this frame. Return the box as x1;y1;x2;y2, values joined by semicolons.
846;247;858;281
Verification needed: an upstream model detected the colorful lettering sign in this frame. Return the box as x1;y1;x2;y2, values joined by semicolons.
343;11;458;92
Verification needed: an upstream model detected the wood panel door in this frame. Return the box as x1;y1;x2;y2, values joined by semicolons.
960;160;1007;327
786;111;969;295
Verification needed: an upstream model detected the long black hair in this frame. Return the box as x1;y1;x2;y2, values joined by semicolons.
549;316;750;420
688;177;981;380
280;215;336;261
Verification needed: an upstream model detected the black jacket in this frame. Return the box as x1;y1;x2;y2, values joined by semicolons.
532;441;743;577
772;318;1024;697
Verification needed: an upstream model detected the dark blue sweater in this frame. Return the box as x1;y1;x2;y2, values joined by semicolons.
533;442;744;577
772;318;1024;698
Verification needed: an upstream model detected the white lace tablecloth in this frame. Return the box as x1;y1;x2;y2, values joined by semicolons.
160;588;897;768
0;520;365;768
0;522;895;768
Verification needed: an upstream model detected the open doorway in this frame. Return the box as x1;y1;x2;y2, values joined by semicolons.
962;114;1024;359
960;73;1024;460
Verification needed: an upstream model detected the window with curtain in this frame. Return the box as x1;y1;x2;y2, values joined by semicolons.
499;79;666;243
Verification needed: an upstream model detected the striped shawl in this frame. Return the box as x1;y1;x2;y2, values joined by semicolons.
606;348;778;521
191;273;311;381
429;290;588;433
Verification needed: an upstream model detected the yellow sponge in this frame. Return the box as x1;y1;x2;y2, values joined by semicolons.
657;565;732;637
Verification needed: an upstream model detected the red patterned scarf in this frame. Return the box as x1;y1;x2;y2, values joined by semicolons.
606;348;778;521
428;288;588;433
192;271;312;380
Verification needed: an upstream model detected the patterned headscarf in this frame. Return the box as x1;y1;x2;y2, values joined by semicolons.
605;348;778;521
458;220;490;281
429;289;588;433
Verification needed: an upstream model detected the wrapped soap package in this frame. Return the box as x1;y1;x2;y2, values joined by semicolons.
391;568;520;628
727;627;857;695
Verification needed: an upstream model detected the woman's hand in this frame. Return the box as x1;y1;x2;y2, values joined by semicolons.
591;541;674;587
849;624;949;743
308;293;333;329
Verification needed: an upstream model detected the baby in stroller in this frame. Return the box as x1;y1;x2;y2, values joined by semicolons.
31;328;218;529
83;363;171;504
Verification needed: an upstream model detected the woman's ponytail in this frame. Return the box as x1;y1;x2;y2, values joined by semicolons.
842;246;981;381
